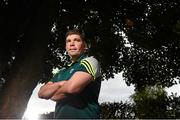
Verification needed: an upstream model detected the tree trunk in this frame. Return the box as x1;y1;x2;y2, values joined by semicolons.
0;0;59;118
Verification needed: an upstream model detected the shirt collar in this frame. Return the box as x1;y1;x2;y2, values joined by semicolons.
68;53;87;67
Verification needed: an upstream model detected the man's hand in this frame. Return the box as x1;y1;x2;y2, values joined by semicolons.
38;81;66;99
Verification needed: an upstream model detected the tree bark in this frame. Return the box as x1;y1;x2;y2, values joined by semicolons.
0;0;59;118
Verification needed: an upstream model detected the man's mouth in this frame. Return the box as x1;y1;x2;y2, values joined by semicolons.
69;48;77;51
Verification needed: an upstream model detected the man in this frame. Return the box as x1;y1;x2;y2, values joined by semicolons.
38;29;102;118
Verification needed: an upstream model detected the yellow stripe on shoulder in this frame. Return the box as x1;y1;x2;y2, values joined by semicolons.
80;59;96;80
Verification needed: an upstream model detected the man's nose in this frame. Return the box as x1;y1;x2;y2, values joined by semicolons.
70;41;75;46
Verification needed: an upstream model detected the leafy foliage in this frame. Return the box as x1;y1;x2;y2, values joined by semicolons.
39;112;54;119
100;101;135;119
166;93;180;118
123;46;180;90
39;99;180;119
122;0;180;89
131;85;170;118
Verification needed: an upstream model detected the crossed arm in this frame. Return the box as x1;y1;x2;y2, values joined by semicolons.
38;71;93;101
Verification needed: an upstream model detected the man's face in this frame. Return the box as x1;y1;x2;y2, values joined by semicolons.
65;34;86;59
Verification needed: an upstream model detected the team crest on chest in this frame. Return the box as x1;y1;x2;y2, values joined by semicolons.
69;68;74;74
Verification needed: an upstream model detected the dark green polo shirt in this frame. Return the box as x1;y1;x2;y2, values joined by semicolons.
51;53;101;119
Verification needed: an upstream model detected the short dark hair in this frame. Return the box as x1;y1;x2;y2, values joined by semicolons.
65;29;86;42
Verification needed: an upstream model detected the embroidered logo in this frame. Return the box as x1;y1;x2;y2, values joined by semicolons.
69;68;74;74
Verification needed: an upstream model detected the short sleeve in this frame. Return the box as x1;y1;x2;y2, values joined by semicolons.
78;56;101;80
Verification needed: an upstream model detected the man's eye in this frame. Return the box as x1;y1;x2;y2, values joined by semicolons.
75;39;80;42
66;39;70;43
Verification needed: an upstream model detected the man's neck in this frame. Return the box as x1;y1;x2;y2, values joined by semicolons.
71;56;78;63
70;52;85;63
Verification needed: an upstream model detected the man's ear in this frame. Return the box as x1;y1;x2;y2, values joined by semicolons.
85;43;88;50
84;42;89;51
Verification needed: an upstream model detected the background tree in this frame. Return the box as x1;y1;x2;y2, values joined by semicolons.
0;0;60;118
122;1;180;118
167;93;180;118
39;112;54;119
122;0;180;90
100;101;135;119
131;85;170;118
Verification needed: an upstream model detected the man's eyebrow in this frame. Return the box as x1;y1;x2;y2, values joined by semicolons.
74;38;81;40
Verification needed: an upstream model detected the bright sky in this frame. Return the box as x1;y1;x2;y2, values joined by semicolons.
22;72;180;120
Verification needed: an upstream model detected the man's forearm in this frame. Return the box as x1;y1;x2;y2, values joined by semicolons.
50;72;92;101
51;93;67;101
50;81;69;101
38;81;65;99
